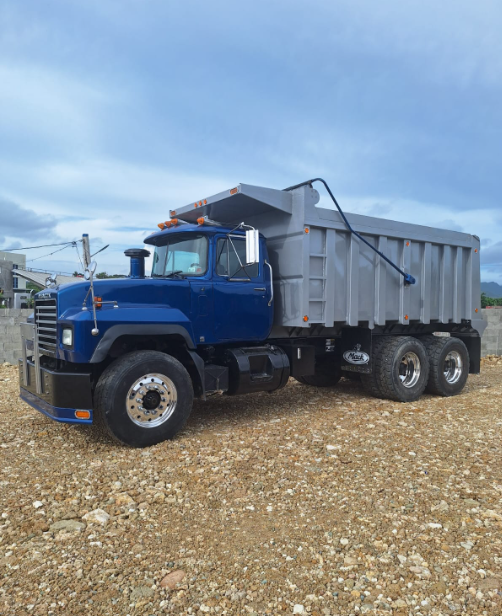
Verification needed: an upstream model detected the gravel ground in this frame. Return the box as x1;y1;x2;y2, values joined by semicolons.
1;358;501;616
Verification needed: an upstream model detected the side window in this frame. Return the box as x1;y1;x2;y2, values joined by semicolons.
215;237;259;279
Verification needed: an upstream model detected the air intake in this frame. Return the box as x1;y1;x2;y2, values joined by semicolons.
124;248;151;279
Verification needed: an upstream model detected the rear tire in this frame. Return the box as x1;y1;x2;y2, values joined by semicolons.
93;350;194;447
422;335;469;396
294;357;342;387
360;337;387;398
369;336;429;403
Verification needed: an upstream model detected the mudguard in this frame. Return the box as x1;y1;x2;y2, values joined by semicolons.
90;322;196;363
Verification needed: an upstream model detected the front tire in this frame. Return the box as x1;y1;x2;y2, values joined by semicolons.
422;335;469;397
93;351;194;447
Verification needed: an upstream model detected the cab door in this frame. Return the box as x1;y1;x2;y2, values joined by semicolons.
213;234;272;343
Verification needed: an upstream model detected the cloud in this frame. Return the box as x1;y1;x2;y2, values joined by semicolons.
481;241;502;267
0;160;233;274
0;197;59;246
0;0;500;280
6;159;233;217
0;63;113;162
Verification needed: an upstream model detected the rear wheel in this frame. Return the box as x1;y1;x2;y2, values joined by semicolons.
422;335;469;396
93;350;194;447
294;357;342;387
361;337;387;398
367;336;429;402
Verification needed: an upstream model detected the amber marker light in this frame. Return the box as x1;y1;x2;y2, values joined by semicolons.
171;218;178;226
404;315;409;320
305;228;309;234
157;223;165;230
94;297;102;308
230;187;238;195
197;217;204;225
203;199;207;205
75;410;91;420
475;308;479;313
303;315;309;322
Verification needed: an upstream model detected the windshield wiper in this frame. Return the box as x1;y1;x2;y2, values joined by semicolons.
164;270;185;279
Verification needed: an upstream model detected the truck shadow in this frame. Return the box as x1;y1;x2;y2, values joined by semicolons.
183;372;486;436
183;377;365;434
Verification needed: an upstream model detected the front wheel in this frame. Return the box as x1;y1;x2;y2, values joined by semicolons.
93;351;194;447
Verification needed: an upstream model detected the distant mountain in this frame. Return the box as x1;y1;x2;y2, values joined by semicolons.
481;282;502;298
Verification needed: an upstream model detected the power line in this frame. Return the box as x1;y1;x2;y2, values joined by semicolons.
27;243;76;263
75;243;85;271
1;240;81;252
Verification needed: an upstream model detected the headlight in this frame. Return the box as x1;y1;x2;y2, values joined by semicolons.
62;328;73;346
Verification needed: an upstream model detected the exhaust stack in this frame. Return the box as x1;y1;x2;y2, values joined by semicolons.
124;248;151;279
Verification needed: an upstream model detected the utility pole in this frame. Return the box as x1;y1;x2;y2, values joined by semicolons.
82;234;91;269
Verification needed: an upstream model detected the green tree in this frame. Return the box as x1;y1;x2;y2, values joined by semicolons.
26;282;43;293
481;293;502;308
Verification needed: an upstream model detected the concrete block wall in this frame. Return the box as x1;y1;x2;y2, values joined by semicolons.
0;309;32;364
0;308;501;364
481;308;502;357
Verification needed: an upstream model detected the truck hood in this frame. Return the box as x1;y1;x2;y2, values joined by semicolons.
37;277;189;318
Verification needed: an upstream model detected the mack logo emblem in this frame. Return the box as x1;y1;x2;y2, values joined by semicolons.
343;344;370;365
38;292;52;299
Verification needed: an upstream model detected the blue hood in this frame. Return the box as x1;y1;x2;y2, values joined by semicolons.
36;277;195;364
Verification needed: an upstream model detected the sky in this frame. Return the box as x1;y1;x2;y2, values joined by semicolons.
0;0;501;282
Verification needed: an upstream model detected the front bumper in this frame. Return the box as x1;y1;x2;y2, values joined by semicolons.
19;360;93;425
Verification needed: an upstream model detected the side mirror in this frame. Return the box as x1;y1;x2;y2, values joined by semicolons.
245;229;260;265
84;261;97;280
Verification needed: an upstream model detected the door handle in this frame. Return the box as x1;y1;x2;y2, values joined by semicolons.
254;287;266;292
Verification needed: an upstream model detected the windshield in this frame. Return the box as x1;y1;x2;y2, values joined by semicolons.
152;234;208;277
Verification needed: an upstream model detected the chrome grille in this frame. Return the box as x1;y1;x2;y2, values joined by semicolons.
35;298;58;356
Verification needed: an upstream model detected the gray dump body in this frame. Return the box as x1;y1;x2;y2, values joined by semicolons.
174;183;485;337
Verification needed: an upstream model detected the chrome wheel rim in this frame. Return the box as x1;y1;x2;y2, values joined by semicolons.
126;373;177;428
443;351;463;384
399;352;421;388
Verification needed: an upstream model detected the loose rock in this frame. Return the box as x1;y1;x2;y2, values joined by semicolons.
82;508;110;525
49;519;86;533
0;362;501;615
160;569;186;589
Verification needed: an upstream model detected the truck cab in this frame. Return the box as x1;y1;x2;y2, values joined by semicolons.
145;224;273;344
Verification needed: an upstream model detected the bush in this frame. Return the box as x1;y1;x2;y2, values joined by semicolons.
481;292;502;308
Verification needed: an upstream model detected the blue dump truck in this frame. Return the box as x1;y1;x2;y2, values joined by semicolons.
19;179;486;447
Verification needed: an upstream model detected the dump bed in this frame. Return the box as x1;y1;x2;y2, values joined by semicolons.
174;183;485;336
